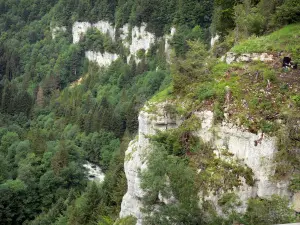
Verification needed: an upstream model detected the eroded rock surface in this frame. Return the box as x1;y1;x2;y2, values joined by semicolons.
72;21;115;44
72;21;176;66
85;51;119;67
120;105;290;223
195;111;289;212
223;52;274;64
120;104;180;225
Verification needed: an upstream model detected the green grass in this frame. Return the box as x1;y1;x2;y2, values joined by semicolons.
145;24;300;134
149;85;173;103
231;23;300;59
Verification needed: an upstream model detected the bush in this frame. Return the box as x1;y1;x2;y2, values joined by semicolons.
292;94;300;107
172;40;208;93
114;216;137;225
274;0;300;25
244;195;296;225
198;84;215;102
289;174;300;192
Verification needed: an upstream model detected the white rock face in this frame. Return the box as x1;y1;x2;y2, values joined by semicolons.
120;104;180;224
83;161;105;183
52;26;67;39
126;23;156;63
72;21;115;44
165;27;176;62
216;124;289;198
85;51;119;67
119;23;130;47
210;34;220;47
119;139;145;225
225;52;237;64
72;21;175;65
120;106;290;223
93;21;115;40
223;52;274;64
72;22;92;44
196;111;290;212
293;192;300;213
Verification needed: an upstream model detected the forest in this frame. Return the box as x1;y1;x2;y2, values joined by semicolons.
0;0;299;224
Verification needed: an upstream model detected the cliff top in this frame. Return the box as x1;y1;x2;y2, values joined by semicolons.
150;24;300;135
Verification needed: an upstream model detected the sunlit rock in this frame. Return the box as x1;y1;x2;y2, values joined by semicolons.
85;51;119;67
83;161;105;183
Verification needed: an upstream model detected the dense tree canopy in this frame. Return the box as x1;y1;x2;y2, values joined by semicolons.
0;0;299;224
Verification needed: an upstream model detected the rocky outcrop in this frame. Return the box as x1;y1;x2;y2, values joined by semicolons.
83;161;105;183
51;26;67;39
120;105;291;223
85;51;119;67
165;27;176;62
124;23;156;63
195;111;289;212
222;52;274;64
210;34;220;47
120;104;180;225
72;21;115;44
72;22;93;44
72;21;176;66
72;21;118;67
293;192;300;213
93;21;116;40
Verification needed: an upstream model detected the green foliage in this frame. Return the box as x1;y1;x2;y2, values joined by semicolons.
231;23;300;54
274;114;300;179
172;40;209;93
149;85;173;103
234;0;266;40
198;83;216;102
213;101;224;123
79;130;120;170
114;216;137;225
218;193;242;215
0;179;27;224
141;146;203;225
0;131;19;154
291;94;300;107
81;28;117;53
244;195;296;225
136;49;145;59
210;0;240;36
0;1;299;224
151;115;201;156
67;182;102;225
274;0;300;25
289;174;300;192
171;25;205;57
208;195;297;225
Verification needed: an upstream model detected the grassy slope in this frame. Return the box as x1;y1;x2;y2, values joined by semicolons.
151;24;300;134
231;23;300;61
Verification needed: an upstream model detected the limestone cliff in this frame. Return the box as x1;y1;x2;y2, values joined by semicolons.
119;103;291;223
85;51;119;67
120;103;180;225
72;21;175;67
